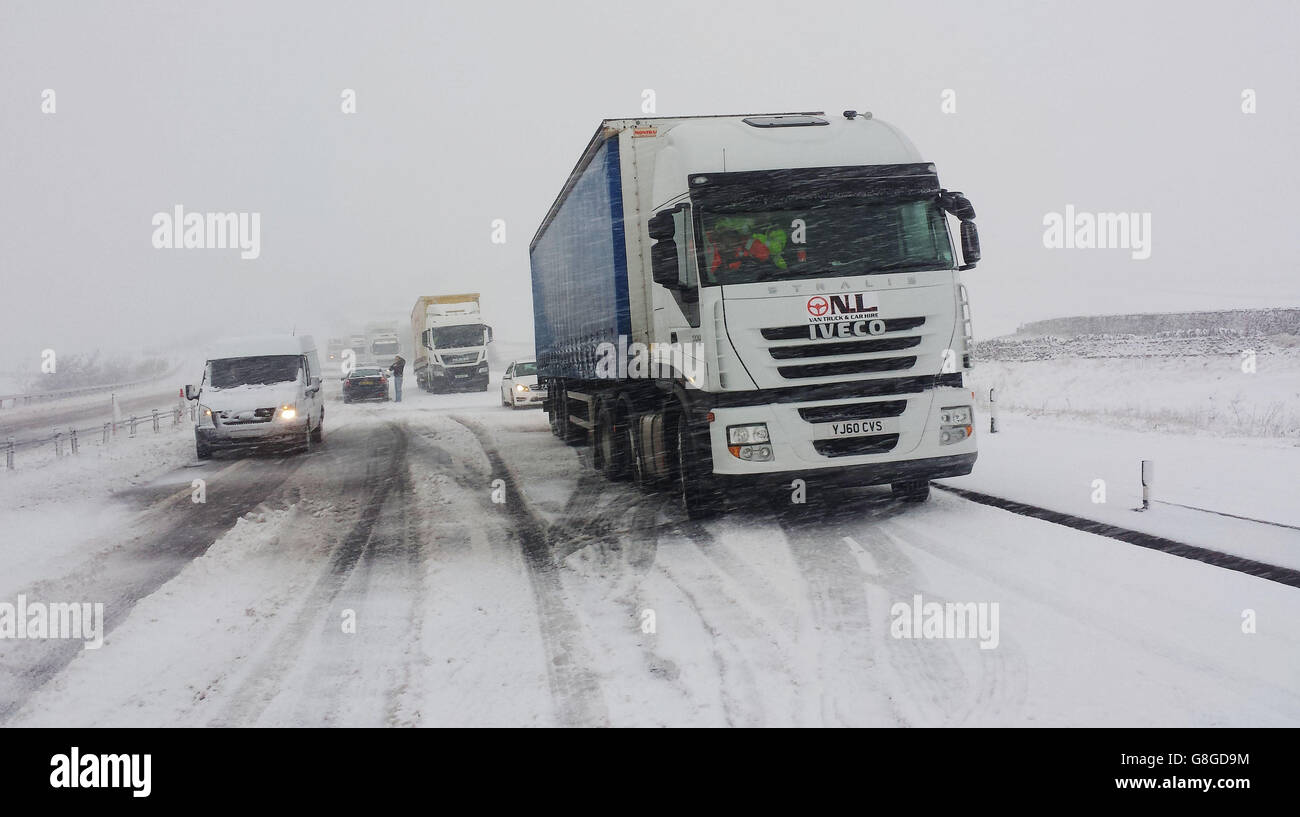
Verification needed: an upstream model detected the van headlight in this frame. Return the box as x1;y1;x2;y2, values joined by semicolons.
198;405;215;427
278;404;297;421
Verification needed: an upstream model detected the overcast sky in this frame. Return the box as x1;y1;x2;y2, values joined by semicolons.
2;0;1297;370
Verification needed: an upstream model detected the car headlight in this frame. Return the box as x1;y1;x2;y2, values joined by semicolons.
515;384;529;392
278;404;297;420
727;423;773;460
477;365;488;373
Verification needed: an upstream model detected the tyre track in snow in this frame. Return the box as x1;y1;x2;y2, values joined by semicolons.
449;415;610;727
774;493;1012;727
208;422;412;726
0;451;308;724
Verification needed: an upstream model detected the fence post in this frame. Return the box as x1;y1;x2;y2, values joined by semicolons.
989;387;999;433
102;422;110;445
5;436;13;470
70;427;78;455
53;429;64;457
173;406;181;427
129;416;138;438
152;409;160;433
1141;460;1153;510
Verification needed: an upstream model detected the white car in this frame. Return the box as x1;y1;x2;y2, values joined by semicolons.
500;359;543;409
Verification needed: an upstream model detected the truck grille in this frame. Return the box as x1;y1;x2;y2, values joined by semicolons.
760;316;926;340
798;400;906;423
442;354;478;365
777;357;916;379
759;316;927;382
769;336;920;359
813;434;900;457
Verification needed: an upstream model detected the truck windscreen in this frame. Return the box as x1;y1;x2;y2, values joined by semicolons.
208;355;301;388
428;325;485;349
697;199;953;285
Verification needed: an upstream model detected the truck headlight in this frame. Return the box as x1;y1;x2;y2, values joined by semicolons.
278;404;297;421
727;423;773;460
939;406;972;425
198;405;215;427
939;405;973;444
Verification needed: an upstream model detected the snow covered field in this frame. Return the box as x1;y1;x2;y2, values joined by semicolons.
2;374;1297;727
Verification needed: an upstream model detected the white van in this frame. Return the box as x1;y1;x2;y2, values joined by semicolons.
185;335;326;459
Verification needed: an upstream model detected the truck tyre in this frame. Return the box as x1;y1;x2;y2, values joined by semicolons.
675;416;721;520
548;396;563;437
595;404;629;480
891;480;930;503
196;441;212;460
559;388;585;445
625;420;648;488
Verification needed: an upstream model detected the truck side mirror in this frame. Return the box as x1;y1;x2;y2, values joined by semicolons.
959;221;980;270
486;326;494;343
651;241;679;287
648;210;675;241
184;384;198;401
939;190;976;221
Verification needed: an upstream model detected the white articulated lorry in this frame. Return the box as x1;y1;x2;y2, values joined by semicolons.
530;111;981;517
409;293;494;392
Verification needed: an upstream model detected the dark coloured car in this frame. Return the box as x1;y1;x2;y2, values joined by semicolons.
342;367;390;403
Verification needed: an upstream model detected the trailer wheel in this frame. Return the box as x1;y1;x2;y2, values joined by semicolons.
674;416;721;520
559;388;585;445
891;480;931;503
594;404;629;481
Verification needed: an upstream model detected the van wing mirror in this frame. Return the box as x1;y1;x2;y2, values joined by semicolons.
184;384;198;401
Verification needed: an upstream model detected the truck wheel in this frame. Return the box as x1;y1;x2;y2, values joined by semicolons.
625;421;647;488
891;480;930;503
196;441;212;460
548;398;563;437
675;417;721;519
559;388;585;445
596;404;628;480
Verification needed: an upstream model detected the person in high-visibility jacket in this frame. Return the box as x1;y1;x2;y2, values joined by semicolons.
708;218;789;278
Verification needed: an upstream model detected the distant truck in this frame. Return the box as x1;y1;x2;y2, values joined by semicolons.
370;333;401;359
530;112;981;517
348;334;370;368
409;294;494;392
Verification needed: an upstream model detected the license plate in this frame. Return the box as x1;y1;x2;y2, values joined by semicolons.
360;379;376;385
815;418;899;438
454;373;469;379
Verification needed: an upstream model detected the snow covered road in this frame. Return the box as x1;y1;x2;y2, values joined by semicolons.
2;385;1297;726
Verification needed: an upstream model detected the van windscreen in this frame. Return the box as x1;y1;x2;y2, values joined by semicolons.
209;355;301;388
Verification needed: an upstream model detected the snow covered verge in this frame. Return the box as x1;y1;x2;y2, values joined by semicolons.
971;318;1300;438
